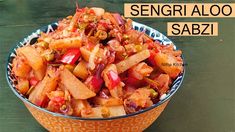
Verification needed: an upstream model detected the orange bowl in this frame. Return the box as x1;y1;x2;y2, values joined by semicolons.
24;101;169;132
6;22;185;131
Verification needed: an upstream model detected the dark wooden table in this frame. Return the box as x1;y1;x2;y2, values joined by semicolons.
0;0;234;132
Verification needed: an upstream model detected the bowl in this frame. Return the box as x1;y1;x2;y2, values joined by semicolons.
6;21;185;132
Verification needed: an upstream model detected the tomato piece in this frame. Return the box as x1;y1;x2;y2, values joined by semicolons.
89;9;95;15
47;96;66;112
29;77;39;86
60;48;81;64
125;77;146;88
35;97;49;107
51;96;65;106
35;100;44;107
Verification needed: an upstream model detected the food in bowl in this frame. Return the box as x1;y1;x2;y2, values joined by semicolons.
11;7;183;118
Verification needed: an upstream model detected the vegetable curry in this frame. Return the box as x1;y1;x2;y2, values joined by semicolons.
12;7;183;118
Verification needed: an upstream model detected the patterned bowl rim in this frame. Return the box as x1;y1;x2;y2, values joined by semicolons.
5;21;185;120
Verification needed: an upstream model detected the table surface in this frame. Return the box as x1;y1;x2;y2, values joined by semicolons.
0;0;234;132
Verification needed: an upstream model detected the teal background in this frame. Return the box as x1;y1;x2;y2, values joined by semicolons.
0;0;234;131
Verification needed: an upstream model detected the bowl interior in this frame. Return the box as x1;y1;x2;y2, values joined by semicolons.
6;21;185;120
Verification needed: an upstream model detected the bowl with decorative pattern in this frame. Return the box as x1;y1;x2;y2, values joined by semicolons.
6;21;185;132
